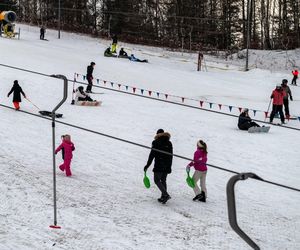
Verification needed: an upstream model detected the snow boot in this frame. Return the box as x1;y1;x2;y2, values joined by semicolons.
198;191;206;202
193;194;202;201
161;195;171;204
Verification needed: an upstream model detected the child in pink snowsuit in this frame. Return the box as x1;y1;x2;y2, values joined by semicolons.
55;134;75;176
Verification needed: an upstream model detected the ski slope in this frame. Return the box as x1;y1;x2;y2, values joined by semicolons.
1;24;300;250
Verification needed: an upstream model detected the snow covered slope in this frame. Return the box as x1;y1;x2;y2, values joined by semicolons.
0;24;300;250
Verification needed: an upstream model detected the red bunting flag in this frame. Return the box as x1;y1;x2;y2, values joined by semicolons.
218;104;222;110
200;101;204;107
103;80;106;85
238;107;242;113
165;94;168;99
133;87;136;93
148;91;152;96
264;112;268;118
118;84;121;89
181;97;184;103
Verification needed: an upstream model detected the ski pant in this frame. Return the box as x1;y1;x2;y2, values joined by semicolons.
192;170;207;197
270;105;285;123
40;33;44;40
238;121;260;131
86;76;93;92
13;102;20;110
111;43;117;53
154;172;169;197
291;76;298;85
59;159;72;176
283;98;290;117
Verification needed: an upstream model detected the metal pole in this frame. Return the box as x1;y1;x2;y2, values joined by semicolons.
49;75;68;229
58;0;61;39
245;0;251;71
227;172;263;250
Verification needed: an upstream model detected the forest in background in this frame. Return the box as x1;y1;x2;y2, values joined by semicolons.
1;0;300;52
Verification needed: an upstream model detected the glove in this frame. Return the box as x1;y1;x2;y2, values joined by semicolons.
144;166;148;172
186;166;191;173
290;96;293;101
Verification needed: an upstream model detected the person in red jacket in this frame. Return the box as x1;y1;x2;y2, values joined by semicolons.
291;69;298;85
270;84;285;124
55;134;75;177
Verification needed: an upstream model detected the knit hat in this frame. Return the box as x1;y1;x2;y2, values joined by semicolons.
242;108;249;113
14;80;18;84
91;62;96;66
156;129;164;134
197;140;205;148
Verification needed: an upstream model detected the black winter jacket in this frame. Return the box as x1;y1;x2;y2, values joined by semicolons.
87;65;94;78
145;132;173;173
238;112;251;129
7;83;26;102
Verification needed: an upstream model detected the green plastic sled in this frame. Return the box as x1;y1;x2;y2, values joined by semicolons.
143;171;151;189
186;172;195;188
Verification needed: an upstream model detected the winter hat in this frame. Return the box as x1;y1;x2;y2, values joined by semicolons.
282;79;288;85
91;62;96;66
242;108;249;113
14;80;18;84
197;140;205;148
156;129;164;134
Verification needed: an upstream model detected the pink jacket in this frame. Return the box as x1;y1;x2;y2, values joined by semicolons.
55;140;75;160
188;148;207;171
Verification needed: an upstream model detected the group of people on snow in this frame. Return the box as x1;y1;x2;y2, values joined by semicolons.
104;47;148;62
144;129;208;204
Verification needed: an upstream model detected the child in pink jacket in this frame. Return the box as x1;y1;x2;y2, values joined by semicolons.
186;140;208;202
55;134;75;177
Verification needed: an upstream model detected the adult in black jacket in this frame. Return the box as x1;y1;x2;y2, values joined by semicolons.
7;80;26;110
86;62;95;93
238;108;260;130
144;129;173;203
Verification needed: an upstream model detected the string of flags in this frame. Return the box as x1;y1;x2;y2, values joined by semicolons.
74;73;300;122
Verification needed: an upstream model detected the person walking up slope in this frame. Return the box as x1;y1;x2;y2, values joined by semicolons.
186;140;208;202
7;80;26;110
291;69;298;85
55;134;75;177
269;84;285;124
144;129;173;204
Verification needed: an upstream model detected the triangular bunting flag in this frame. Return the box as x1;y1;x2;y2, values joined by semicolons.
133;87;136;93
156;92;160;98
229;106;233;112
264;112;268;118
110;82;114;87
103;80;106;85
238;107;242;113
165;94;168;99
209;103;213;109
118;84;121;89
126;86;128;91
141;89;144;95
97;79;99;84
200;101;204;107
218;104;222;110
76;74;79;78
148;91;152;96
298;116;300;121
181;97;184;103
83;76;86;80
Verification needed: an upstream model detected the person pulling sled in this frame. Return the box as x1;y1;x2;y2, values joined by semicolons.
7;80;26;110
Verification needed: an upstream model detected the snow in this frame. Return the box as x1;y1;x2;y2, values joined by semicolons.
0;24;300;250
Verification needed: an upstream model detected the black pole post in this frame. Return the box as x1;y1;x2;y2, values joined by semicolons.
49;75;68;229
58;0;61;39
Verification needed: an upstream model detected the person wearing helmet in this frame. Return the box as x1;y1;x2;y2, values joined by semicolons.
269;84;285;124
86;62;96;93
281;79;293;119
238;108;260;130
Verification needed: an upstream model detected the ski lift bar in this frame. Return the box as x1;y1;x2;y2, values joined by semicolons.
226;172;263;250
49;74;68;229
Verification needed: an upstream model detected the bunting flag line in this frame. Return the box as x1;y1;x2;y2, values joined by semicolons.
73;72;300;123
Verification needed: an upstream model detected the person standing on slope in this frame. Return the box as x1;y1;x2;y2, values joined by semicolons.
291;69;298;85
55;134;75;177
281;79;293;119
186;140;208;202
86;62;95;93
7;80;26;110
269;84;285;124
144;129;173;204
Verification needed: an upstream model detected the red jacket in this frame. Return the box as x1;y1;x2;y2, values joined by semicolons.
271;89;285;105
292;70;299;77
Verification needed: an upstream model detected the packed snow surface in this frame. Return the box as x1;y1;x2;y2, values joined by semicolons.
1;24;300;250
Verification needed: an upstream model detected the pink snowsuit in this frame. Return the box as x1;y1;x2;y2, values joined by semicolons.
55;140;75;176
